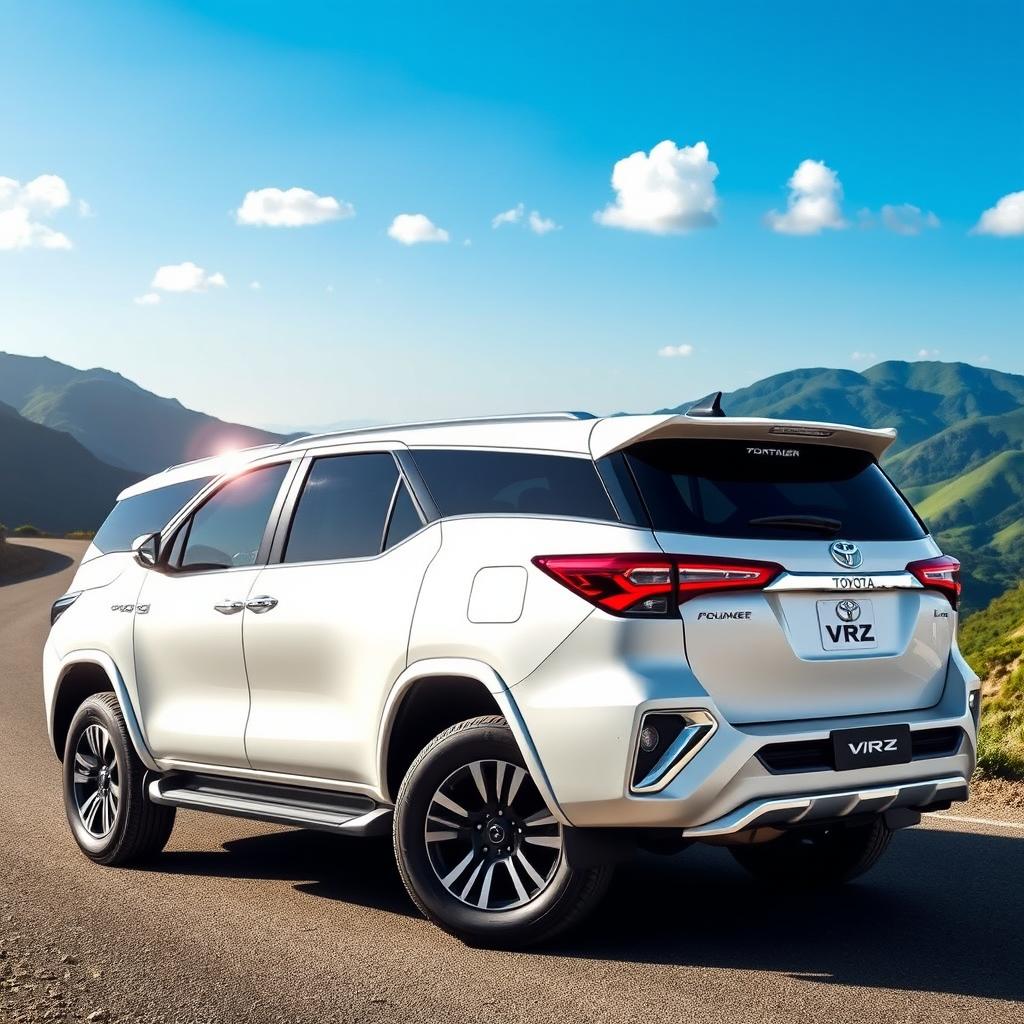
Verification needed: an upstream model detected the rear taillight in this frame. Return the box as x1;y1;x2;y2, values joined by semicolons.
532;554;782;617
907;555;961;609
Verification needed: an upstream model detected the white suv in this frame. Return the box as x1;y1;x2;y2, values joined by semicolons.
43;403;979;947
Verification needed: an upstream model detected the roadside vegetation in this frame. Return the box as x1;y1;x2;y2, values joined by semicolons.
959;583;1024;780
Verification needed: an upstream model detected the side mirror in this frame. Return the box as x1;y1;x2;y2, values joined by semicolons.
132;532;161;568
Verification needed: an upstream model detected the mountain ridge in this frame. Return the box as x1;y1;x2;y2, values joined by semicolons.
0;352;287;474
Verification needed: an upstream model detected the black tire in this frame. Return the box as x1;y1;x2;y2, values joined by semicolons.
729;816;893;886
393;715;612;948
62;692;176;866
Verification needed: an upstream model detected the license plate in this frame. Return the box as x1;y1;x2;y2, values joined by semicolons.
832;724;912;770
816;598;878;652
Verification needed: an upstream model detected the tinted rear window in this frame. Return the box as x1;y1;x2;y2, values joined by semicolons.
91;476;214;554
625;440;925;541
412;450;617;521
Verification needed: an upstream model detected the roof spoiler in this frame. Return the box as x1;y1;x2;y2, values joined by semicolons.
687;392;726;418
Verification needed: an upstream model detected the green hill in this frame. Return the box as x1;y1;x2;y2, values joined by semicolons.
0;352;287;473
0;400;139;533
958;582;1024;779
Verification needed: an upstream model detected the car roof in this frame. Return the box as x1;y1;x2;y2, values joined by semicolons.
284;411;898;460
117;411;898;500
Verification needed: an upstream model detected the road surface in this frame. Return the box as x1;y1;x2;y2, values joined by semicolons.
2;538;1022;1023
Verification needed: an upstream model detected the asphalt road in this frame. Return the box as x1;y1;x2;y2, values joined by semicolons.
2;538;1023;1024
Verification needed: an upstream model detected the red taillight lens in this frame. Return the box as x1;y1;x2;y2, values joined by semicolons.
675;558;782;602
907;555;961;608
532;554;675;615
532;554;782;617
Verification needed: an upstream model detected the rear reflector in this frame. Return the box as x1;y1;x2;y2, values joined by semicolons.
906;555;961;609
532;554;782;617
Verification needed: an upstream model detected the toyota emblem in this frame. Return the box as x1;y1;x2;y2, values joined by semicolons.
836;599;861;623
830;540;863;569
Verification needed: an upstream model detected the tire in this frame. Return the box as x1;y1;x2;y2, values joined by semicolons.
62;692;176;866
729;816;893;886
393;715;612;948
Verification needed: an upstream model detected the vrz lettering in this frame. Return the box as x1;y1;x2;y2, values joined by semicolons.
848;738;899;755
826;623;876;643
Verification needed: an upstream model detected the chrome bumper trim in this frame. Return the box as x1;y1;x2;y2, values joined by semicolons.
682;775;969;838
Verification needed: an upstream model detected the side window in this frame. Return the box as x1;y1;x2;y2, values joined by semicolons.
411;449;618;521
284;453;400;563
384;482;423;550
174;463;289;571
91;476;214;554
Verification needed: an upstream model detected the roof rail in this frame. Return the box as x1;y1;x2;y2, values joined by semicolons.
160;443;280;474
280;411;596;448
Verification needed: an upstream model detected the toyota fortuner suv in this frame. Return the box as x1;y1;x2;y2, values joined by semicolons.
43;400;978;947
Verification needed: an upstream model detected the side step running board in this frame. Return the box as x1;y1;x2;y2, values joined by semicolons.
148;773;393;837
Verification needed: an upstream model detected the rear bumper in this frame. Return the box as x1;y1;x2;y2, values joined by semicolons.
510;612;978;832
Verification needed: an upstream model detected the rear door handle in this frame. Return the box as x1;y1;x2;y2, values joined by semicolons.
246;595;278;613
214;600;244;615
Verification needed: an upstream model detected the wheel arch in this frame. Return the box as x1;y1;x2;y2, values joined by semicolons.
51;651;158;770
377;659;570;824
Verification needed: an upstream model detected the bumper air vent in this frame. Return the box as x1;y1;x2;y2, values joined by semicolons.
757;727;966;775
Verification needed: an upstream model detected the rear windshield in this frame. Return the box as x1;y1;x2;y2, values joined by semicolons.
411;449;617;521
625;440;925;541
91;476;214;554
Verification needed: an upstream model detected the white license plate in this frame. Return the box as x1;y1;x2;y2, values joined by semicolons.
816;598;878;652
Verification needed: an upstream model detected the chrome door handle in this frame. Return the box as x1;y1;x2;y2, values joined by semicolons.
214;600;244;615
246;595;278;613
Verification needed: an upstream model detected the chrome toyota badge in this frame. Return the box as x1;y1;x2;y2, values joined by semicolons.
830;540;863;569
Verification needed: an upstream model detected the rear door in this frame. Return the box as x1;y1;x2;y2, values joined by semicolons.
241;446;440;785
623;438;953;723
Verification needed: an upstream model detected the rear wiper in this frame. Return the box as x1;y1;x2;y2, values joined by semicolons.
748;515;842;535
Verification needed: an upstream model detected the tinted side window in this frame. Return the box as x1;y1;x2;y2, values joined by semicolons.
284;453;399;563
177;464;289;570
91;477;214;554
626;439;926;541
412;450;617;521
385;482;423;550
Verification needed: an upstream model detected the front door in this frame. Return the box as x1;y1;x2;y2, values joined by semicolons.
133;461;291;767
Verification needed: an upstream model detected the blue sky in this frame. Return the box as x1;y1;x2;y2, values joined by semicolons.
1;0;1021;430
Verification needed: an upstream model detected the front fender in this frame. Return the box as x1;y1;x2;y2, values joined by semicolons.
50;649;159;770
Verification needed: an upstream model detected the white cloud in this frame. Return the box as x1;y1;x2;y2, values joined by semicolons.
388;213;449;245
972;191;1024;236
595;140;719;234
249;280;261;290
851;350;877;363
78;199;93;218
658;344;695;358
492;202;560;235
492;203;524;228
0;173;75;250
236;186;354;227
766;159;847;235
880;204;940;235
979;354;992;364
528;210;560;235
151;261;227;293
133;292;160;306
917;348;940;358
